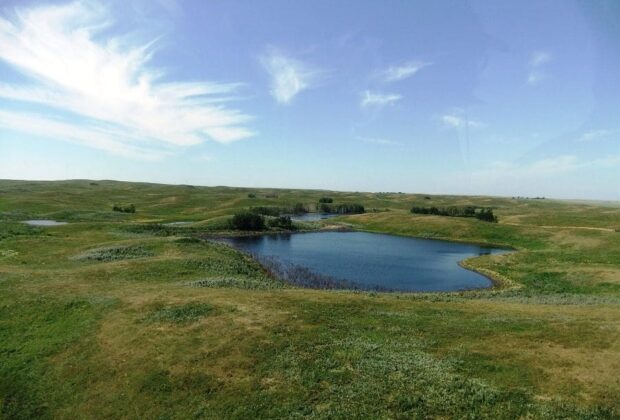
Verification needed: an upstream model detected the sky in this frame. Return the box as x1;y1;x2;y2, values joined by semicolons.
0;0;619;200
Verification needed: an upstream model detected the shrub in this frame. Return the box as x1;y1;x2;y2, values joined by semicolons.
268;216;294;230
247;193;256;198
229;212;266;231
112;204;135;213
318;197;333;203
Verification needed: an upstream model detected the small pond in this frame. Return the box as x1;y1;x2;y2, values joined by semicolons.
225;231;509;292
288;213;340;222
22;220;68;226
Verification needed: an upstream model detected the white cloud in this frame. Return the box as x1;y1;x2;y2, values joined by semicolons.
527;51;551;85
0;110;166;160
0;1;254;158
259;48;321;104
383;61;430;82
441;112;484;129
578;129;612;142
360;91;402;107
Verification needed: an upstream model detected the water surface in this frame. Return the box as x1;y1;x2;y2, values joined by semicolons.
225;231;508;292
22;220;68;226
288;213;339;222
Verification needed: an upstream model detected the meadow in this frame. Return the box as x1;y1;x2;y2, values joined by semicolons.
1;179;619;419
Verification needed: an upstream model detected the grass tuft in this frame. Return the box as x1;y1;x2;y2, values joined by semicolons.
147;302;214;324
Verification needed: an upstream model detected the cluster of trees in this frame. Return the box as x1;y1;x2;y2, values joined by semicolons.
112;204;136;213
268;216;294;230
229;212;295;231
229;212;266;231
250;203;308;216
318;203;365;214
410;206;497;223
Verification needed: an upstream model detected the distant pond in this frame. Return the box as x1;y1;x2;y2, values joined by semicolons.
288;213;340;222
22;220;68;226
224;231;509;292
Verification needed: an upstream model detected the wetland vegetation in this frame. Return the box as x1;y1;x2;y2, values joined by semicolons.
1;179;619;418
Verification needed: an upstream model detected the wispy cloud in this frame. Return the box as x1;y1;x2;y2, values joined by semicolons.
441;111;484;129
259;48;321;104
470;154;620;183
383;60;430;82
357;136;398;145
578;129;612;142
0;1;253;159
527;51;551;85
360;91;402;107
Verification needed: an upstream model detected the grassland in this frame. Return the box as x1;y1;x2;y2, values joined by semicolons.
1;179;619;419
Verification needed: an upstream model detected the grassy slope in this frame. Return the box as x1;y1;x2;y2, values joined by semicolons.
1;179;619;418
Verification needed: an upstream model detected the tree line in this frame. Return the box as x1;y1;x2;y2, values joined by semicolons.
410;206;498;222
228;212;294;231
318;203;365;214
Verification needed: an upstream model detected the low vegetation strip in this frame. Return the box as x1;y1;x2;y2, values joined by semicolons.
411;205;498;222
72;245;154;262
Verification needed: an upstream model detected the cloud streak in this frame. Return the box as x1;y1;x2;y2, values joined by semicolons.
357;136;398;145
578;129;612;143
260;48;321;104
527;51;551;85
360;91;402;107
0;1;254;159
469;154;620;186
383;61;430;82
441;112;484;129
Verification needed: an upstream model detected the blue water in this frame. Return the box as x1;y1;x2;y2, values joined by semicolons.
225;231;509;292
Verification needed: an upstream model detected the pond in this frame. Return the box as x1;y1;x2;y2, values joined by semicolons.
224;231;509;292
288;213;340;222
22;220;68;226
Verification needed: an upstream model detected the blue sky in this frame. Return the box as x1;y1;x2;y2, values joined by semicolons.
0;0;618;199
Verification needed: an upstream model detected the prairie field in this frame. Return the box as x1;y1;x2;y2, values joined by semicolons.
1;179;619;418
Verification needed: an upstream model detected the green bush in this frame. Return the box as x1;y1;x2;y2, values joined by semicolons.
318;197;333;203
268;216;294;230
112;204;135;213
229;212;266;231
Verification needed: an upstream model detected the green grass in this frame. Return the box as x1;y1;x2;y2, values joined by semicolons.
147;302;214;324
1;179;619;418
